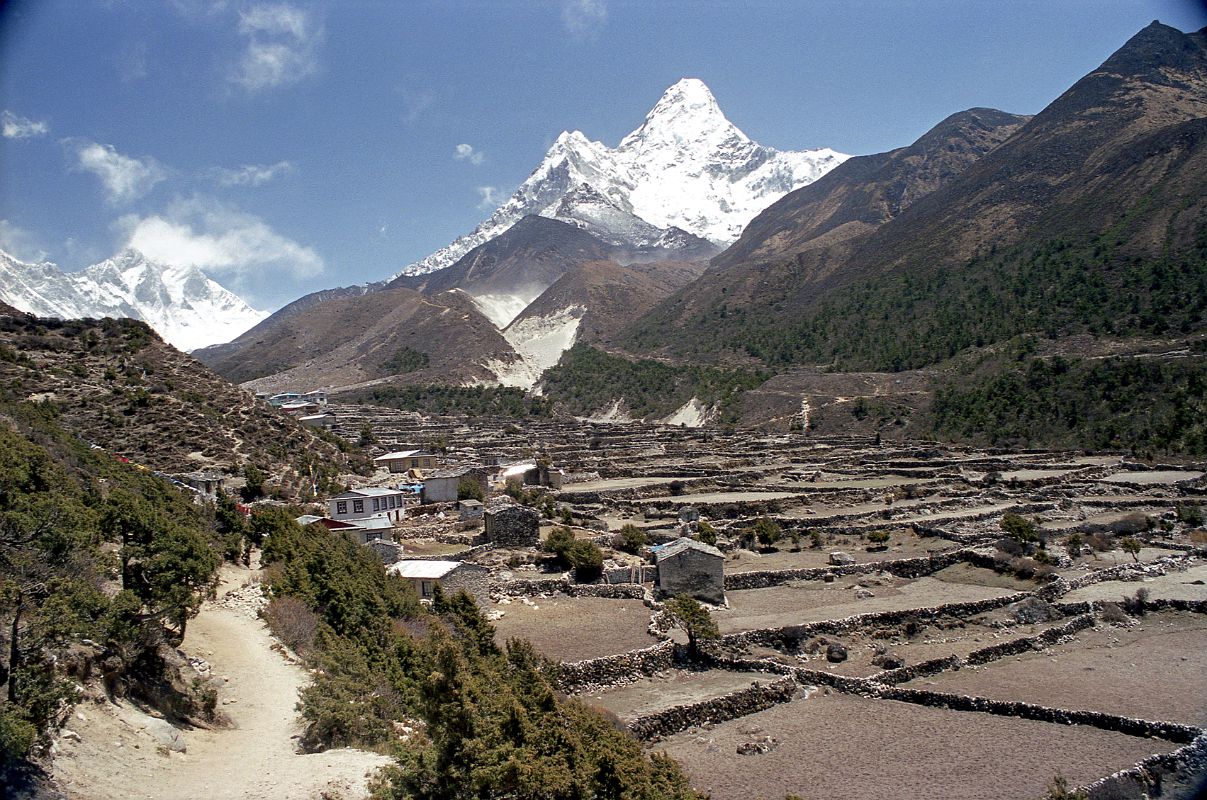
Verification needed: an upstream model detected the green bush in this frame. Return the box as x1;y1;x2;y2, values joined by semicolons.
568;540;604;582
614;524;649;554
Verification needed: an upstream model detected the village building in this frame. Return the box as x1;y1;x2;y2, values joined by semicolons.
328;487;408;523
300;390;328;407
267;391;301;408
175;470;225;498
388;560;490;604
459;499;484;520
654;537;725;605
298;412;337;429
374;450;441;474
280;400;321;415
483;504;541;548
421;466;490;504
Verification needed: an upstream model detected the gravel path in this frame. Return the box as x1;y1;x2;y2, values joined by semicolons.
52;564;391;800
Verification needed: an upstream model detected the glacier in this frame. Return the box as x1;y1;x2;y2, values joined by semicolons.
0;248;268;352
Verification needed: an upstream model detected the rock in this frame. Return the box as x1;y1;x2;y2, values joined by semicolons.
826;643;848;663
144;721;187;755
736;735;779;755
60;729;82;742
855;588;874;599
829;551;856;566
823;573;836;583
880;653;906;669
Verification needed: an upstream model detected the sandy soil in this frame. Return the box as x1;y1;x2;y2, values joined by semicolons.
583;670;775;720
490;596;657;661
657;693;1177;800
52;565;392;800
715;576;1019;634
1100;470;1204;485
1063;564;1207;604
908;613;1207;725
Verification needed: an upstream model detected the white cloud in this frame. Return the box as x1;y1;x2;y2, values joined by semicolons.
68;140;167;204
562;0;607;39
477;186;503;209
232;3;321;91
0;220;50;262
2;110;49;139
118;196;323;280
454;143;485;165
207;160;294;187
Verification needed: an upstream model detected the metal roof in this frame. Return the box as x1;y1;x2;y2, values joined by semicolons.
388;560;462;579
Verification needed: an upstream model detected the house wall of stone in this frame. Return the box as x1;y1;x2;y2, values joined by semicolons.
423;476;459;504
442;564;492;605
657;550;724;604
484;506;540;548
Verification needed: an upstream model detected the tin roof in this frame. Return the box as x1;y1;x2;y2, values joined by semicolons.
388;560;462;580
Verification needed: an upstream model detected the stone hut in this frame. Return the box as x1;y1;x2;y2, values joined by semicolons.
484;504;541;548
388;560;491;605
654;537;725;605
459;499;484;520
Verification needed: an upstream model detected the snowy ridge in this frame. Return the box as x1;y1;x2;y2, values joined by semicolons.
497;305;585;390
0;249;268;352
397;78;847;278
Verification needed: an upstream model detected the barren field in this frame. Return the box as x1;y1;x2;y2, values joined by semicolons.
657;693;1178;800
491;596;657;661
715;576;1020;634
1063;564;1207;604
908;613;1207;725
725;533;957;573
583;669;774;720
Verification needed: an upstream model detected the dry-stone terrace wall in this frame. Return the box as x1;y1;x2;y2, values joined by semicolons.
492;579;649;601
627;677;798;742
722;549;976;591
1080;733;1207;800
557;640;675;694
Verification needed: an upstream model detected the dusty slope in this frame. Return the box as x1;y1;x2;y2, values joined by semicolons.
51;565;391;800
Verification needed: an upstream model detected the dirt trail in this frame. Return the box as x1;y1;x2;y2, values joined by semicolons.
52;565;392;800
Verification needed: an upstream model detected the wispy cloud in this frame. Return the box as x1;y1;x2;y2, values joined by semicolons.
67;140;167;204
0;220;50;262
206;160;294;187
118;196;323;280
2;111;49;139
232;3;321;91
117;40;149;82
477;186;503;210
454;143;485;165
562;0;607;39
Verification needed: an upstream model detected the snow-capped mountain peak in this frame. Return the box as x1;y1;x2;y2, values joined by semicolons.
618;77;750;153
396;78;849;280
0;247;268;352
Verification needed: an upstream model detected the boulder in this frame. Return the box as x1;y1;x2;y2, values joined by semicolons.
829;551;856;566
826;643;848;663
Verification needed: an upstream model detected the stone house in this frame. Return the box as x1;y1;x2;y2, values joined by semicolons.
654;537;725;604
388;560;491;604
374;450;440;474
176;471;225;498
483;504;541;548
459;499;484;520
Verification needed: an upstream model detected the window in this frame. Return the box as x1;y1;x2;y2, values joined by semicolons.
353;499;364;513
336;501;347;515
367;532;381;542
372;498;380;512
423;458;431;468
421;580;432;597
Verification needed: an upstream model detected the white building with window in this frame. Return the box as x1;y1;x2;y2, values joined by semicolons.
328;487;408;523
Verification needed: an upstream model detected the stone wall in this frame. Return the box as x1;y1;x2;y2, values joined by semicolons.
1080;733;1207;800
1037;554;1197;601
723;549;973;591
558;640;675;693
484;505;540;548
492;578;649;600
628;677;798;741
875;686;1202;744
718;592;1030;650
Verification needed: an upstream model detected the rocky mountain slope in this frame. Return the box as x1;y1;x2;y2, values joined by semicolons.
0;248;268;351
395;78;847;278
196;285;521;392
0;304;363;492
628;22;1207;372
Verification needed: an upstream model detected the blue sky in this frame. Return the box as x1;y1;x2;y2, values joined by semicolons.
2;0;1205;310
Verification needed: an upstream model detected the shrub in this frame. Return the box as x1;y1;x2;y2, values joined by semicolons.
1000;512;1039;545
867;530;891;546
1119;536;1142;561
1045;775;1088;800
752;517;782;550
1099;602;1129;625
614;524;649;555
568;540;604;582
543;526;576;562
262;596;320;658
695;521;717;546
1175;503;1204;526
665;595;719;658
1065;533;1084;558
668;480;686;496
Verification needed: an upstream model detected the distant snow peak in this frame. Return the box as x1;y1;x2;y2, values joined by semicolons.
0;247;268;352
396;78;848;279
